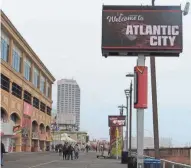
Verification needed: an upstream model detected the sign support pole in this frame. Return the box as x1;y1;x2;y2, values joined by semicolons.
116;127;119;160
137;55;145;168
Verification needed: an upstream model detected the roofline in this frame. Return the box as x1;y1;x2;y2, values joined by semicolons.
1;10;56;82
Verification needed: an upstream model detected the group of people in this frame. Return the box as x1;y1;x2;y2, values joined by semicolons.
57;143;80;160
95;144;111;156
54;143;91;160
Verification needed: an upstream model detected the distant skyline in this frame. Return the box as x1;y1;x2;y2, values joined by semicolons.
57;79;80;130
2;0;191;146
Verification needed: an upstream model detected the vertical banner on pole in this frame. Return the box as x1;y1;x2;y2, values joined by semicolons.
116;127;119;159
109;126;122;158
134;66;148;109
108;115;125;158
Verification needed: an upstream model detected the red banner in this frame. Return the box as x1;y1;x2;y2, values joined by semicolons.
23;102;33;117
134;66;148;109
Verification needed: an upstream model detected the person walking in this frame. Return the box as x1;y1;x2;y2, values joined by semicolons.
74;144;79;159
108;146;111;156
65;143;69;160
1;142;6;166
85;145;89;153
59;145;62;156
68;144;73;160
62;144;67;160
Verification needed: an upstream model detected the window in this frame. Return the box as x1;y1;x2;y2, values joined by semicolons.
46;83;50;97
0;74;10;92
12;45;21;72
24;58;31;81
12;82;22;99
24;90;32;104
33;97;39;109
47;106;51;116
40;102;46;112
1;31;9;62
33;67;39;88
40;76;45;93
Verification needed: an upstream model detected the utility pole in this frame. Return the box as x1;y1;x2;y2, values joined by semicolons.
118;105;127;152
150;0;160;159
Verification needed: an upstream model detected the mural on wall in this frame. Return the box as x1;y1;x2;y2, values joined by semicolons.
21;116;31;138
21;115;31;150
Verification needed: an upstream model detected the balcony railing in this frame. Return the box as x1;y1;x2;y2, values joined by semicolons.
32;132;39;139
46;133;52;141
39;133;46;141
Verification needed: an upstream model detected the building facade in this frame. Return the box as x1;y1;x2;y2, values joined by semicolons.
57;79;80;130
0;11;55;152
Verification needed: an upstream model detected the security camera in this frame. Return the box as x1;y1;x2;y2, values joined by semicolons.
183;2;190;16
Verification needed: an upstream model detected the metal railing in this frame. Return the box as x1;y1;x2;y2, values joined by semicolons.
144;155;191;168
130;153;191;168
160;159;191;168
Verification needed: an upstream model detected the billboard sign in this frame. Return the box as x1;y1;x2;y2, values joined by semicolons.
108;115;126;127
102;5;182;56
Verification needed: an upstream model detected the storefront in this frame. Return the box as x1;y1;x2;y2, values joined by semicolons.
21;102;32;152
21;116;31;152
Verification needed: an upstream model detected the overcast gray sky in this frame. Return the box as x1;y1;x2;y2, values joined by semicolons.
2;0;191;146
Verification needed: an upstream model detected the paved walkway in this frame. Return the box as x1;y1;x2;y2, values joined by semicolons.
3;151;126;168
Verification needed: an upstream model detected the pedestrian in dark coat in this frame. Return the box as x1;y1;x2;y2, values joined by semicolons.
62;144;67;160
74;144;80;159
68;145;73;160
59;145;62;156
1;142;6;166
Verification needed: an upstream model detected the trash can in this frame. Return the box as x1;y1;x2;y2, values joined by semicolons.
128;156;137;168
121;151;128;163
144;158;161;168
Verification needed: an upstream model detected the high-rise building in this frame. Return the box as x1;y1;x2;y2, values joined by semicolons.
57;79;80;131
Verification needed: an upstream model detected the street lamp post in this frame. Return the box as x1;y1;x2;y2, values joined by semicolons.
129;82;133;156
126;74;134;156
124;90;130;154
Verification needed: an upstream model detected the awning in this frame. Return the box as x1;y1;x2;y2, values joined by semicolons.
60;133;76;142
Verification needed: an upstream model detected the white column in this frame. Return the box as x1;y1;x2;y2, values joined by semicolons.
137;55;145;168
